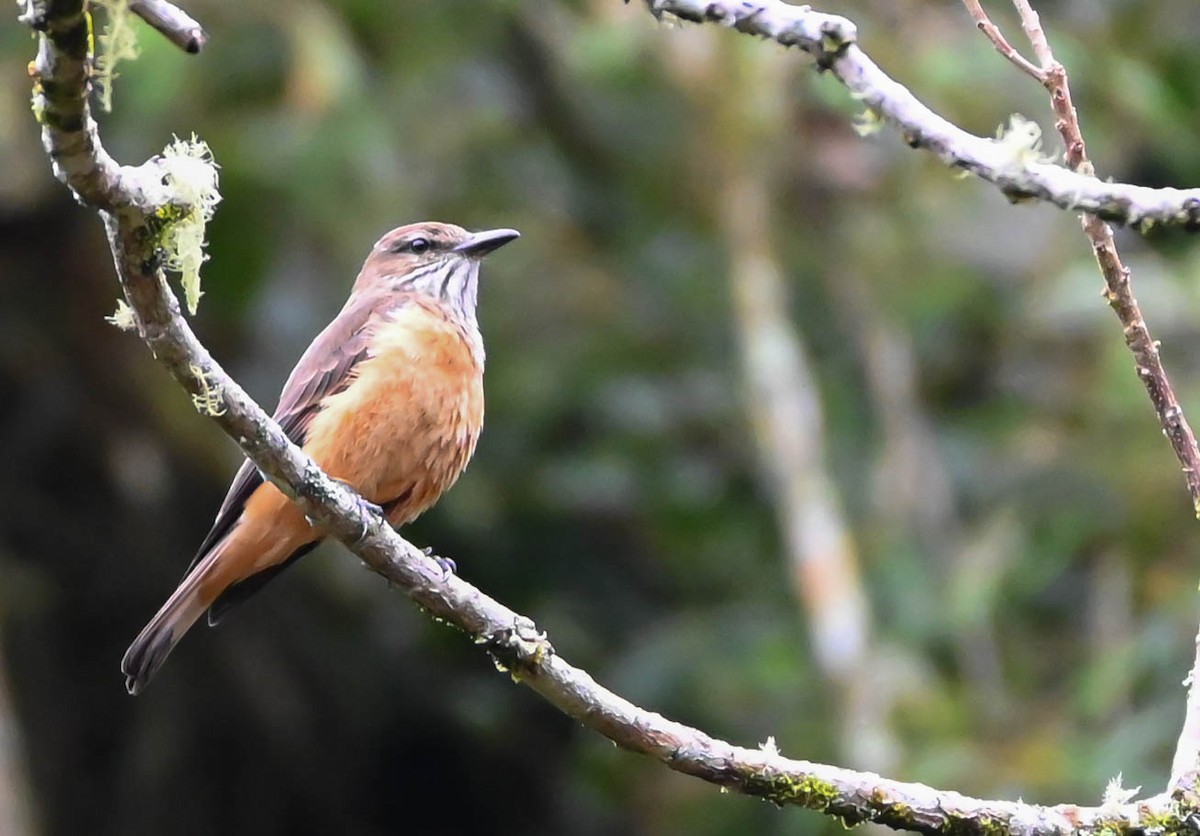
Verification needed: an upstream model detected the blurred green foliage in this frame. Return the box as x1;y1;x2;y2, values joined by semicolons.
4;1;1200;834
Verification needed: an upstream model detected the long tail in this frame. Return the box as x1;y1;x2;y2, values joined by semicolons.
121;546;228;696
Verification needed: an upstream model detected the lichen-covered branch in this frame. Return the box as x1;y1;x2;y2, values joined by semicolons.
639;0;1200;230
961;0;1045;82
22;0;124;206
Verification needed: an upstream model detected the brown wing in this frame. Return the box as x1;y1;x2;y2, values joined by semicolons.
184;289;389;578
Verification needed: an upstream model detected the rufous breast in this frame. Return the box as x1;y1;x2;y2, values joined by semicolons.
303;298;485;524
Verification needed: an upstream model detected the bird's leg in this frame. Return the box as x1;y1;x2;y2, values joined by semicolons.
421;545;457;579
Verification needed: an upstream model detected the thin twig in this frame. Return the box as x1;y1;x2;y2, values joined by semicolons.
1010;0;1054;68
129;0;208;54
960;0;1045;82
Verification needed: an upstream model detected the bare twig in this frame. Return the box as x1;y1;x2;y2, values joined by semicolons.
960;0;1045;82
1010;0;1054;69
639;0;1200;229
130;0;208;54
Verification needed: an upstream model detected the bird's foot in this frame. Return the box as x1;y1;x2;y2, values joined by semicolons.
334;481;383;546
422;545;457;579
357;496;385;518
355;499;384;542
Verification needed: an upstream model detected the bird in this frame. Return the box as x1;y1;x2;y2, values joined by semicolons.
121;221;519;695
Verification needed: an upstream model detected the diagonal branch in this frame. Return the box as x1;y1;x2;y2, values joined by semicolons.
638;0;1200;230
960;0;1045;82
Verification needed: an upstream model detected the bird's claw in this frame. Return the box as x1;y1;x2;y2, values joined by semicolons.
422;545;457;579
349;491;383;547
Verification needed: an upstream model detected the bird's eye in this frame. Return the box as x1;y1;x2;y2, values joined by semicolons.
409;237;430;254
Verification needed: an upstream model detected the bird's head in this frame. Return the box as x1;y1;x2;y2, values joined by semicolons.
354;222;519;322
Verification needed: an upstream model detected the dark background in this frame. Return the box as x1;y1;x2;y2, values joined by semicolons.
4;1;1200;833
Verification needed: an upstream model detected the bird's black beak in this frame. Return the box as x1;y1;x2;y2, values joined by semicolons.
453;228;520;258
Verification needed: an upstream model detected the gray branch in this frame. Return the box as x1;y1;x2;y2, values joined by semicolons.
20;0;1200;832
130;0;208;54
641;0;1200;230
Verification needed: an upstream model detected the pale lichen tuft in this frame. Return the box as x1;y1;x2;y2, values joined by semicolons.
159;136;222;315
105;298;138;331
1101;773;1140;809
189;363;227;417
94;0;139;112
852;107;882;138
994;114;1049;173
